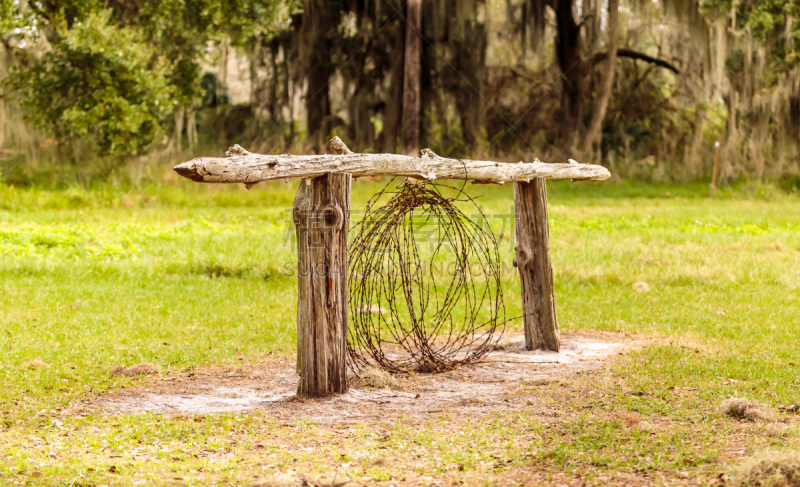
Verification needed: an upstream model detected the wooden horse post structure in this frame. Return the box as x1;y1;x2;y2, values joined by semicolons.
174;137;610;398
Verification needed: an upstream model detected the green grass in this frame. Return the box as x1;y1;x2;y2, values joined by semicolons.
1;177;799;485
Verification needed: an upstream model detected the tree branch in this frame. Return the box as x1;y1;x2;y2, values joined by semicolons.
591;48;680;74
173;138;611;185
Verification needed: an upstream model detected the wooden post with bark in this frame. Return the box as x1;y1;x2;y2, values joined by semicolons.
514;179;559;351
293;173;351;397
174;137;610;397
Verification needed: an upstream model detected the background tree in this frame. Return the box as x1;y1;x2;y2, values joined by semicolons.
582;0;619;155
7;12;172;159
402;0;421;156
1;0;296;160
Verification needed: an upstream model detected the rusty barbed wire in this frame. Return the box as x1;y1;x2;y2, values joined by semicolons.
348;179;506;373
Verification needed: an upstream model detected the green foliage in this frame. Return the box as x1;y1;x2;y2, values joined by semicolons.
0;0;20;32
745;1;800;80
2;0;297;160
7;12;173;157
106;0;299;104
707;0;800;74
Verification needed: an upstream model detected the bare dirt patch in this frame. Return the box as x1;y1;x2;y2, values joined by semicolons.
95;331;638;422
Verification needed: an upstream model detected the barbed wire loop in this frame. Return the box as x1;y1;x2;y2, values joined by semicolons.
348;179;506;373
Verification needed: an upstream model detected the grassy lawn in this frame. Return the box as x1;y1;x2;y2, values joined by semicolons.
1;178;799;486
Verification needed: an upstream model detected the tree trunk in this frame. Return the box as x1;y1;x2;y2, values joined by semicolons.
514;179;559;352
218;38;228;106
554;0;583;152
581;0;618;153
752;111;768;181
187;110;197;148
250;34;261;105
776;114;786;178
172;106;185;153
402;0;422;156
268;40;280;123
455;19;487;148
722;91;738;183
349;32;376;151
380;20;405;154
294;173;351;398
0;98;5;148
686;107;705;179
283;40;295;146
301;0;333;152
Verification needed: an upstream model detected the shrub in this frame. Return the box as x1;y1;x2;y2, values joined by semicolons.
7;11;173;159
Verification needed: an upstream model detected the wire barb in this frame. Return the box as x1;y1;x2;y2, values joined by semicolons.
348;180;506;373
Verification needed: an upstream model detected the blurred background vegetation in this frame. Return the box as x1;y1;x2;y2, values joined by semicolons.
0;0;799;189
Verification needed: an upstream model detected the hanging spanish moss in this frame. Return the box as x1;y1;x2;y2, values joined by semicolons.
348;180;506;373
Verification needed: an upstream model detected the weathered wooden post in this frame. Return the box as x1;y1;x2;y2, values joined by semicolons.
173;137;610;397
294;173;351;397
514;178;559;351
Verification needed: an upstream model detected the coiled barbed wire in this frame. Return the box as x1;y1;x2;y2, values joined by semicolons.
348;179;506;373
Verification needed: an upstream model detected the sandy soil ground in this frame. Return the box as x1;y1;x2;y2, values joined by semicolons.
94;331;638;422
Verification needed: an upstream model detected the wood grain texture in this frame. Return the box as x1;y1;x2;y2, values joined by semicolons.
174;148;610;184
294;173;350;397
514;178;560;352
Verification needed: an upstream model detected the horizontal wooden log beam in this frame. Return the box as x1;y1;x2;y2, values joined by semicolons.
173;139;610;185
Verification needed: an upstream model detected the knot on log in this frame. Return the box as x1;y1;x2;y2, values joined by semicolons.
325;136;353;155
513;244;533;268
226;144;251;157
419;148;440;159
320;203;344;230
